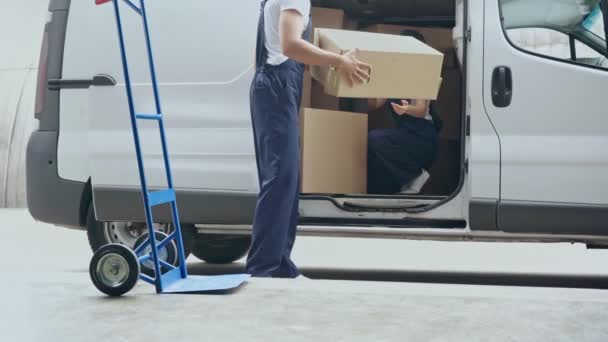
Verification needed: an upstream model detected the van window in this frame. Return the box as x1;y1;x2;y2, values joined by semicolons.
506;28;570;60
499;0;607;70
575;40;608;67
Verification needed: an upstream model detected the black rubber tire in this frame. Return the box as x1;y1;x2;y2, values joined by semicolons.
133;231;178;277
85;205;195;258
89;244;140;297
192;234;252;264
178;223;196;259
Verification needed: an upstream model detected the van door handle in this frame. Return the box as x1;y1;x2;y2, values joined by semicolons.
491;66;512;108
48;74;116;90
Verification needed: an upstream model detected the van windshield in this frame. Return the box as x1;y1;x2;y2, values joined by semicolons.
502;0;606;54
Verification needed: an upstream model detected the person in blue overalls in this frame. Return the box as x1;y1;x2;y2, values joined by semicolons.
367;31;442;195
247;0;370;279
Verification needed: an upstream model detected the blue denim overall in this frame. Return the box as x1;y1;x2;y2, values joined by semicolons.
246;0;311;278
367;100;439;194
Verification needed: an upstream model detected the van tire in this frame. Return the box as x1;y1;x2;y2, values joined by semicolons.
192;234;251;264
85;205;194;258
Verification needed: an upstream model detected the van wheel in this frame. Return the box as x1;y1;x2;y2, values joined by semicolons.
192;234;251;264
85;206;194;257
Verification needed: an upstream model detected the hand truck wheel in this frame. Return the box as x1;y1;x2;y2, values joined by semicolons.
89;244;140;297
133;231;178;277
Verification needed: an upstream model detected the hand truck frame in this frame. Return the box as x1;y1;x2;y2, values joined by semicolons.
89;0;250;296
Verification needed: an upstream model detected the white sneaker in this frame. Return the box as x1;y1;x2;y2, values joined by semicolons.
400;170;431;194
295;275;312;281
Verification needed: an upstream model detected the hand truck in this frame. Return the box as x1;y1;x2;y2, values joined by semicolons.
89;0;250;296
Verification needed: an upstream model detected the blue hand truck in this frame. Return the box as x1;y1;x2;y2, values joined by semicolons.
89;0;250;296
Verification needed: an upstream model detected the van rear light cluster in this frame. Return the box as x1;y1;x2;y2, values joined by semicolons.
34;31;49;118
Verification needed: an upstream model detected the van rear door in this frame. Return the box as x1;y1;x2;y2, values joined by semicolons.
69;1;261;221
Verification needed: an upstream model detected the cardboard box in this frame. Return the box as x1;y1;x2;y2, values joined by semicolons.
314;28;444;100
300;108;368;194
366;24;456;68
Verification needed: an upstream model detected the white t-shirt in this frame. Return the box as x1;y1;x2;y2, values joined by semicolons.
264;0;311;65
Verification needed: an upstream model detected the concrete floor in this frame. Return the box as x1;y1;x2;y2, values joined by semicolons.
3;209;608;341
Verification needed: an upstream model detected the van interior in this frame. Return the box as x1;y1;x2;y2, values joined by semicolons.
301;0;464;209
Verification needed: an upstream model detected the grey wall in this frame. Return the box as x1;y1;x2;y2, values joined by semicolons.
0;0;49;208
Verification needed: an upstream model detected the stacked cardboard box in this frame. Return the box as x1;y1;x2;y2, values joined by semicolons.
300;109;368;194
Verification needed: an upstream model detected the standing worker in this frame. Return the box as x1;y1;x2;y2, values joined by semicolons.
247;0;370;279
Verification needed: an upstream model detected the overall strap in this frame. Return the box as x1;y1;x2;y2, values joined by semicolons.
255;0;269;69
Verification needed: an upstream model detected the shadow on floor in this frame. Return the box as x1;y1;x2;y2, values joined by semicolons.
187;262;608;290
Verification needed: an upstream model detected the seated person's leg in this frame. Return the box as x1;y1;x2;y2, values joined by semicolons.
368;129;414;194
368;150;401;194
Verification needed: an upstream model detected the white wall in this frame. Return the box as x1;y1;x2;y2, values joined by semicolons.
0;0;49;208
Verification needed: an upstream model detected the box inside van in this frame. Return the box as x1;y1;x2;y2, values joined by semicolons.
301;1;464;199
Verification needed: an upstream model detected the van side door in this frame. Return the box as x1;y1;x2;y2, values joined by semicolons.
483;0;608;235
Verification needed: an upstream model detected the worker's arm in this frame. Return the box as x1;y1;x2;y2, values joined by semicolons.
279;9;370;86
390;100;429;119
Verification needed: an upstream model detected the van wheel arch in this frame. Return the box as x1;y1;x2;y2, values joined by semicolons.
85;202;194;257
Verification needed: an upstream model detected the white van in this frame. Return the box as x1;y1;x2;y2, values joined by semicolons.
27;0;608;263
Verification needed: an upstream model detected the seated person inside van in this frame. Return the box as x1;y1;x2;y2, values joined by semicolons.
367;30;441;195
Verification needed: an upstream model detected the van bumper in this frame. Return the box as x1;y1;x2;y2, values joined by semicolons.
26;130;86;229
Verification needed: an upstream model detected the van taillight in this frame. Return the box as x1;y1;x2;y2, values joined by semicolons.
35;31;49;118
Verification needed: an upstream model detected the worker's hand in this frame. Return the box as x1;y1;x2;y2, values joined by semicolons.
337;49;371;87
390;100;410;115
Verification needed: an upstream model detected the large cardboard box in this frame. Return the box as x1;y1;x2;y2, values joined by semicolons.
300;108;368;194
313;28;444;100
366;24;456;68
